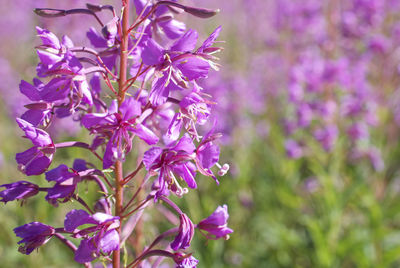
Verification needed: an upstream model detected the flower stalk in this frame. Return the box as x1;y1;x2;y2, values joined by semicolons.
3;1;232;267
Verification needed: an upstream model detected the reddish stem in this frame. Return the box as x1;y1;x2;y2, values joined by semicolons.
54;141;103;162
113;1;130;268
70;47;118;79
123;161;144;184
54;233;93;268
123;65;151;92
122;196;152;218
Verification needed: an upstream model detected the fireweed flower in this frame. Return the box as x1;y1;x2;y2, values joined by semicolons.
15;118;55;176
82;97;159;168
170;213;194;250
0;181;39;203
35;27;94;107
45;164;81;205
197;205;233;240
37;53;93;107
19;27;97;129
87;27;119;71
167;91;213;141
45;159;104;206
14;222;55;254
145;125;227;198
313;124;338;152
133;0;186;40
195;125;226;181
285;139;303;159
7;1;230;267
64;209;120;263
35;26;73;72
141;27;221;105
19;79;52;127
144;134;197;198
86;16;130;71
173;252;199;268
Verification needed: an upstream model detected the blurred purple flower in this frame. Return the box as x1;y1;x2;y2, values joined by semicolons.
197;205;233;240
285;139;303;159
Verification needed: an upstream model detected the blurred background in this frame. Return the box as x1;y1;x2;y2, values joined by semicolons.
2;0;400;267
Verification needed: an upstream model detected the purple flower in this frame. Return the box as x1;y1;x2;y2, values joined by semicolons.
142;27;221;105
86;26;119;70
19;79;52;127
15;118;55;176
144;134;196;198
64;209;120;263
45;164;81;205
35;26;71;68
197;26;222;53
296;103;313;128
133;0;186;40
34;27;95;108
173;252;199;268
313;124;338;152
167;92;213;140
285;139;303;159
347;122;369;141
0;181;39;203
194;126;221;182
38;53;93;106
82;97;159;168
197;205;233;240
367;147;384;172
171;213;194;250
101;17;119;46
14;222;55;254
303;177;320;193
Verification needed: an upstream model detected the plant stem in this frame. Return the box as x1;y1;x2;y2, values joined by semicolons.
113;161;124;268
113;1;130;268
54;233;93;268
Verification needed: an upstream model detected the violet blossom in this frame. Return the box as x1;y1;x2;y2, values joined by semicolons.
0;181;39;204
173;252;199;268
82;97;159;168
197;205;233;240
15;118;55;176
14;222;55;255
5;1;230;267
141;27;221;106
144;134;197;198
64;209;120;263
170;213;194;251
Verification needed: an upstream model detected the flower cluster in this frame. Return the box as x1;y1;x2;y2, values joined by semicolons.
279;0;388;170
1;1;231;267
197;0;396;172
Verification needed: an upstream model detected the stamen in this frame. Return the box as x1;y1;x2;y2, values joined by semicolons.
216;163;229;176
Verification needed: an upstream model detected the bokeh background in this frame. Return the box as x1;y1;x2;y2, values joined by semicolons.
3;0;400;267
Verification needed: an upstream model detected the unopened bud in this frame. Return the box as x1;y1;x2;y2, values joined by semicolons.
34;8;66;17
157;1;219;19
102;17;119;46
24;102;52;110
183;6;220;19
202;47;223;54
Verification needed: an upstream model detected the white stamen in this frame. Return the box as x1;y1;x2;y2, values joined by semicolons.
217;163;229;176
